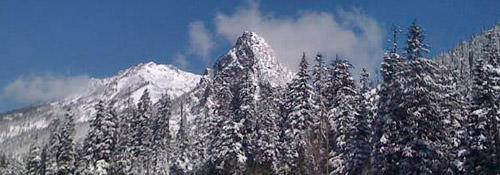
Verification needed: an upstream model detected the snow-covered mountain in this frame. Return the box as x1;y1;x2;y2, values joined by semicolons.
172;31;293;140
0;62;201;155
0;31;293;157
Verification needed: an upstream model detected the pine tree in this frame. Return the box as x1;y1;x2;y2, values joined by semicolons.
440;64;468;174
80;100;118;175
311;53;330;174
253;82;280;174
326;60;370;175
209;75;246;175
372;27;407;174
399;58;448;175
281;53;315;174
25;143;42;175
173;100;194;175
234;68;258;169
45;120;61;175
327;82;358;175
151;94;172;175
57;109;77;175
405;20;430;61
466;30;500;174
351;68;373;174
130;89;155;174
111;98;135;175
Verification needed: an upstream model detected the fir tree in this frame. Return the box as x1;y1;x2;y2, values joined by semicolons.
311;53;330;174
80;100;118;175
111;98;136;175
466;30;500;174
281;53;315;174
25;143;42;175
172;100;194;175
398;58;448;175
405;20;430;61
372;27;407;174
57;109;77;175
151;94;172;175
234;68;258;169
130;89;154;174
45;120;61;175
210;76;246;175
253;82;280;174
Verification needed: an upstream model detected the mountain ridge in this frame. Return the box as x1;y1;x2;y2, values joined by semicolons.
0;31;293;157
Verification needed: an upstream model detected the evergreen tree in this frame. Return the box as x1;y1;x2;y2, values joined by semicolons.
440;64;468;174
111;98;136;175
45;120;61;175
311;53;330;174
172;100;194;175
398;58;448;175
57;109;77;175
405;20;430;61
281;53;315;174
326;60;371;175
234;68;258;170
25;143;42;175
352;68;373;174
327;81;358;175
130;89;154;174
151;94;172;175
80;100;118;175
210;76;246;175
466;30;500;174
372;27;406;174
253;82;280;174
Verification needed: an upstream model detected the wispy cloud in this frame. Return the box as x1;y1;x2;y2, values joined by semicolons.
213;1;384;74
2;74;91;104
188;21;216;60
173;53;189;69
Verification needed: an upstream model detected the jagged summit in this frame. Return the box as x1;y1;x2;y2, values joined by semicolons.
215;31;292;87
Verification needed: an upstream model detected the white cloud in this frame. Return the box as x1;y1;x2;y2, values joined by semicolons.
214;2;384;75
2;74;91;104
173;53;189;68
188;21;215;60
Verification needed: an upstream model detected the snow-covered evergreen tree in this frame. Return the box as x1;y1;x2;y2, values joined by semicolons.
234;68;258;169
311;53;330;174
151;94;172;175
372;27;407;174
111;98;136;175
172;100;194;175
209;75;246;175
130;89;154;174
25;143;42;175
57;109;77;175
397;58;448;175
440;63;468;174
79;100;118;175
253;82;280;174
351;68;373;174
45;120;62;175
326;60;370;175
281;53;315;174
405;20;430;61
466;30;500;174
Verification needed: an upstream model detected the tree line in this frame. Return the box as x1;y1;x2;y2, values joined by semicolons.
19;20;500;175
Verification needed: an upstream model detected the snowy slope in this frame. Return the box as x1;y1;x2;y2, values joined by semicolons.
0;62;201;155
0;31;293;157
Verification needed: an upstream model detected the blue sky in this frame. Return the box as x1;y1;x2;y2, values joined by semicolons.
1;0;499;112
